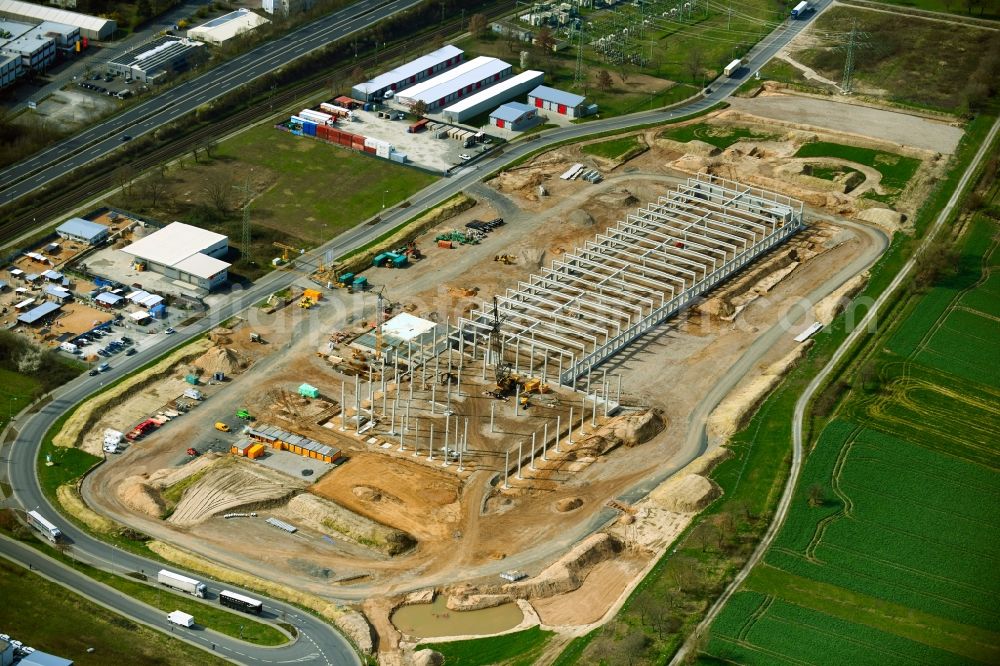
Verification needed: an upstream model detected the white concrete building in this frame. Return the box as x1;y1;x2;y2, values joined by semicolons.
441;69;544;123
489;101;538;131
121;222;230;290
187;9;270;45
527;84;587;118
107;35;206;83
395;56;512;113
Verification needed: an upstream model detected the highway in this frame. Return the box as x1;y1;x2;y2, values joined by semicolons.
1;3;840;663
667;117;1000;665
0;0;425;207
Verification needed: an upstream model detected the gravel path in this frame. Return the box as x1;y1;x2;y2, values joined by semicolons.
729;95;964;154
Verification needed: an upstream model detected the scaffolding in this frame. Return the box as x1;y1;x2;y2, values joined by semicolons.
455;174;803;388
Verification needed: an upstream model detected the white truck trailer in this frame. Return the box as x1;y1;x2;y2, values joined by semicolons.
791;1;810;18
157;569;207;598
167;610;195;627
26;510;62;543
724;59;743;77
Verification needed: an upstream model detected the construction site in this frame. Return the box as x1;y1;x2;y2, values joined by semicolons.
60;93;949;660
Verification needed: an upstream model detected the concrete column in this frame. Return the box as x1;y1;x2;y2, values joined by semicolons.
514;337;520;374
516;441;522;479
444;416;450;458
581;397;586;429
514;384;520;417
463;418;469;453
568;407;574;444
617;374;622;406
431;384;436;415
413;420;420;457
542;422;548;461
592;393;597;426
456;362;462;397
529;432;536;471
557;354;563;387
529;340;535;375
458;445;463;472
603;379;609;417
555;415;561;453
503;450;509;489
340;382;347;431
428;423;434;461
490;401;495;433
587;363;593;397
405;402;411;430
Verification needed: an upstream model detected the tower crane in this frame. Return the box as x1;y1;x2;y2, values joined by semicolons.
490;296;513;395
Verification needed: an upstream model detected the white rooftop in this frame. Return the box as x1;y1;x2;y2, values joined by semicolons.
396;56;509;105
187;8;269;43
443;69;544;114
122;222;226;266
382;312;437;342
0;0;114;35
355;45;462;95
173;252;229;279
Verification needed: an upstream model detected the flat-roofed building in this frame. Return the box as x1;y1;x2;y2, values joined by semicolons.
121;222;229;290
351;45;463;102
489;101;538;131
0;53;20;87
107;35;206;83
527;84;587;118
441;69;543;123
56;217;109;244
0;0;115;40
395;56;512;113
187;8;269;45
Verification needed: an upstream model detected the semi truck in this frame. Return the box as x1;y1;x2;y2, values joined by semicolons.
26;510;62;543
220;590;263;615
157;569;207;598
724;59;743;77
791;1;810;17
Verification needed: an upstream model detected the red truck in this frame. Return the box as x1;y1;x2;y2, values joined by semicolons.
126;419;158;441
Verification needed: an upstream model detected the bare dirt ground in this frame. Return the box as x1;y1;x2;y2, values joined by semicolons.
727;92;964;154
75;107;908;660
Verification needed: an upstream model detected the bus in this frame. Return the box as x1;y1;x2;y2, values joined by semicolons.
26;510;62;543
219;590;263;615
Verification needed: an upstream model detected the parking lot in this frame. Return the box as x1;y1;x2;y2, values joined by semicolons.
337;107;497;172
75;70;142;100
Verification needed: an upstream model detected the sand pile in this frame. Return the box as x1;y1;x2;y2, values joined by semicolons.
411;650;444;666
193;346;250;376
856;206;905;234
209;327;233;344
651;474;721;512
556;497;584;512
569;209;595;226
119;475;166;517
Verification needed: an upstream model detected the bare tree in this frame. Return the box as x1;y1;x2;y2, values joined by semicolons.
468;12;487;38
16;347;42;373
202;171;235;215
620;630;650;666
535;25;556;54
115;165;135;199
140;177;168;209
597;69;614;92
686;47;704;85
203;138;218;159
617;62;630;83
350;65;366;83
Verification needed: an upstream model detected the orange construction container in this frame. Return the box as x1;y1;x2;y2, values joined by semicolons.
230;444;242;456
438;240;453;249
247;444;265;459
302;289;322;301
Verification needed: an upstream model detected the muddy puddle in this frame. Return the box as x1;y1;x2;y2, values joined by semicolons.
391;596;523;638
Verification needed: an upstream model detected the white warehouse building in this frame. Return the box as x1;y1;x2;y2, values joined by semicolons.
187;8;270;45
395;56;511;113
121;222;230;291
441;69;544;123
351;44;463;103
0;0;115;40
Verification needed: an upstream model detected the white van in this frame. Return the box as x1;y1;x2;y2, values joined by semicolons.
167;610;194;627
59;342;78;354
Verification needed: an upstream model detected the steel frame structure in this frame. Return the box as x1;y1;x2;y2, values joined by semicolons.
454;174;803;388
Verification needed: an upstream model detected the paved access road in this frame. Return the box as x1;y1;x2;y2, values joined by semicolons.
0;0;423;206
4;4;837;663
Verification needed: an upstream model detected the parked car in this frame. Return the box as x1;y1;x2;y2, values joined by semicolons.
459;153;472;161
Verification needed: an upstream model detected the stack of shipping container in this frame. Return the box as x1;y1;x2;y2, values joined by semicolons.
285;101;408;164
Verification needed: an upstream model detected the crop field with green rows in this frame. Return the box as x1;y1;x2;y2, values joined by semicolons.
702;216;1000;665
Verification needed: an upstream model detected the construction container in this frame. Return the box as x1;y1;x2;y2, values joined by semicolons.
438;240;453;249
363;146;376;154
298;383;320;398
185;374;200;385
247;444;265;459
299;109;334;124
390;253;408;268
302;288;322;301
303;122;317;137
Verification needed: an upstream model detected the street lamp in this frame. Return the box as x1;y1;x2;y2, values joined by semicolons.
382;189;388;210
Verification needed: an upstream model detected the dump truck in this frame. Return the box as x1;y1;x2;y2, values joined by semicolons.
157;570;207;598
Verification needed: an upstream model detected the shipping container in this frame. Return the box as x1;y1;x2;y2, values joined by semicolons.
247;444;265;459
438;240;453;248
299;109;334;125
363;146;376;154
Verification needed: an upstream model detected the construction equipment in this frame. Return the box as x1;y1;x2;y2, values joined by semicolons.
236;409;253;420
405;241;422;260
272;242;302;265
249;332;263;343
489;296;513;396
299;297;314;309
494;254;516;265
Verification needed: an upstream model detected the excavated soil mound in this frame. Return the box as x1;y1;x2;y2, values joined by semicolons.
856;207;905;234
609;409;664;447
353;485;402;504
652;474;721;512
193;346;251;376
168;462;298;526
569;209;595;226
556;497;584;512
209;327;233;343
284;493;415;555
119;475;166;517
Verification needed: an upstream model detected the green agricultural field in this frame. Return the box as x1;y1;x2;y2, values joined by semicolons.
416;626;554;666
867;0;999;20
701;215;1000;665
580;135;643;160
660;123;778;149
0;558;229;666
790;6;1000;112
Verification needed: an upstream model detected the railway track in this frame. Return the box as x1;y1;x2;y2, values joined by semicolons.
0;0;516;246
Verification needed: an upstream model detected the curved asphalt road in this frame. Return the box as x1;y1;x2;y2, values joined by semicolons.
0;0;425;206
2;4;841;663
668;116;1000;665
